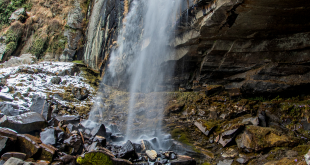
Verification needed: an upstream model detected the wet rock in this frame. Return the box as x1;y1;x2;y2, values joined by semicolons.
218;125;244;147
39;143;57;162
64;134;82;154
146;150;157;161
60;49;76;62
236;125;297;152
1;152;26;160
109;124;120;133
30;95;51;120
90;124;106;137
194;121;215;136
88;142;100;152
118;140;138;160
168;141;204;159
64;28;82;50
236;157;248;164
0;136;13;155
170;152;177;160
72;87;89;100
150;138;160;149
111;133;124;142
16;134;40;158
217;159;233;165
40;128;56;146
76;151;132;165
93;135;106;147
0;103;21;116
3;157;24;165
51;77;62;84
133;143;142;153
170;155;196;165
59;154;76;165
54;115;80;126
0;112;46;133
141;140;153;152
222;148;238;158
258;111;267;127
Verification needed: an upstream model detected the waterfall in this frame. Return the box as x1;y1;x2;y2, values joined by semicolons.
87;0;182;149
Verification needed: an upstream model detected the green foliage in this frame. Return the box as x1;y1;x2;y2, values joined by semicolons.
46;35;67;54
5;42;17;52
0;0;32;30
72;60;84;64
5;30;21;54
30;38;47;59
76;152;113;165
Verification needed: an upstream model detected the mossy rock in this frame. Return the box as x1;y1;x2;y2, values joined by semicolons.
77;151;114;165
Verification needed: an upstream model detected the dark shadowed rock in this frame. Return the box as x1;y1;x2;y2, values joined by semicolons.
170;155;196;165
16;134;41;159
93;135;106;147
39;143;57;162
218;125;244;147
51;77;62;84
59;154;76;165
91;124;106;137
0;136;13;156
40;128;56;146
118;140;138;160
111;133;124;142
1;152;26;161
72;87;89;100
30;95;51;120
54;115;80;126
194;121;215;137
64;134;82;155
0;112;46;133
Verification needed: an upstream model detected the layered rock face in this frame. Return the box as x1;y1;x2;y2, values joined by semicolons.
171;0;310;96
84;0;310;95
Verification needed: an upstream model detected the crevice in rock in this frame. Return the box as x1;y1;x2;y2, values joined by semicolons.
220;2;243;30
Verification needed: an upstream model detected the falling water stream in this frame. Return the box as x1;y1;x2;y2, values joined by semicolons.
87;0;182;150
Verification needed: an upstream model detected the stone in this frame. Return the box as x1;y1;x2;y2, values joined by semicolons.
59;155;76;164
76;151;132;165
1;152;26;161
51;77;62;84
0;112;46;133
0;136;13;155
9;8;26;21
93;135;106;147
90;124;106;137
64;29;82;50
60;49;76;62
236;157;248;164
236;125;297;152
0;103;21;116
170;155;196;165
258;111;267;127
242;117;259;126
194;121;215;136
3;157;24;165
217;159;233;165
64;134;82;154
54;115;80;126
111;133;124;142
67;4;83;29
16;134;40;159
146;150;157;161
222;148;238;158
39;143;56;162
117;140;138;160
40;128;56;146
72;87;89;100
141;140;153;152
218;125;243;147
0;42;6;61
0;93;14;102
30;95;51;120
0;127;17;140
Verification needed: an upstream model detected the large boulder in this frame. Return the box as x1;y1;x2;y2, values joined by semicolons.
16;134;41;159
40;128;56;146
117;140;138;160
30;95;51;120
0;112;46;133
236;125;297;152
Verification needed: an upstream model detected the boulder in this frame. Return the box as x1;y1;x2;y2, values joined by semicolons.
170;155;196;165
39;143;57;162
30;95;51;120
1;152;26;161
236;125;297;152
141;140;153;152
0;136;13;156
117;140;138;160
3;157;24;165
194;121;215;137
0;127;17;140
9;8;26;21
72;87;89;100
40;128;56;146
90;124;106;137
51;77;62;84
0;103;21;116
145;150;157;161
76;151;132;165
64;134;82;154
16;134;40;159
0;112;46;133
54;115;80;126
218;125;244;147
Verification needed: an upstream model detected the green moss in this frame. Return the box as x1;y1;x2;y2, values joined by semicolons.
5;42;17;52
46;35;67;54
202;162;211;165
72;60;84;64
76;152;114;165
292;145;310;156
30;38;48;59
